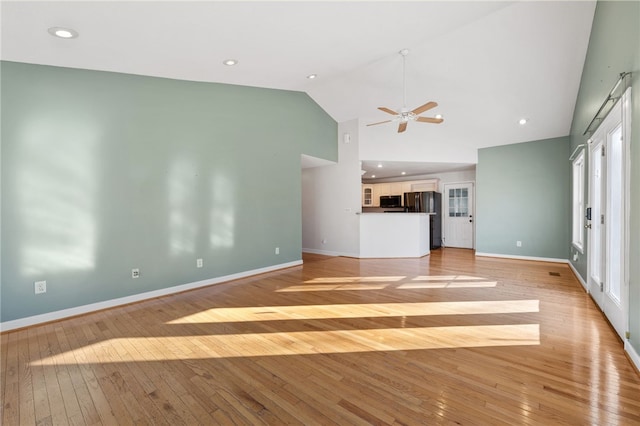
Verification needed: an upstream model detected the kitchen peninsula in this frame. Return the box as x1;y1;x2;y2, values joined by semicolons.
360;212;431;258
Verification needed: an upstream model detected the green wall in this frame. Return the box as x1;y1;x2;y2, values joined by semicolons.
476;136;570;259
568;1;640;353
0;61;337;323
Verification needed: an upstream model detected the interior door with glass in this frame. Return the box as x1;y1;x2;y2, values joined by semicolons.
443;183;474;249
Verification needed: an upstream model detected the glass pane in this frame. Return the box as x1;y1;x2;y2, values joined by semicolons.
449;189;455;197
462;188;468;197
607;127;623;303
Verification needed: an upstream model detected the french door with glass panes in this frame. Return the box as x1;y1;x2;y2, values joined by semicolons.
443;183;474;249
587;89;630;340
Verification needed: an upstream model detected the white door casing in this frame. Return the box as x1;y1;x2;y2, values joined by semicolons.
443;182;474;249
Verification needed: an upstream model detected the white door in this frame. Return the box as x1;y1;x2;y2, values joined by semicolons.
588;140;605;307
443;183;474;249
586;90;629;340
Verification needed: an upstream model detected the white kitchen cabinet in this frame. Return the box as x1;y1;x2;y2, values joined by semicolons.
411;180;438;192
390;182;403;196
362;185;374;206
363;179;440;207
377;183;391;196
371;185;381;206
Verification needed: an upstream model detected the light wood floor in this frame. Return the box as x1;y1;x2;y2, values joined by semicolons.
2;249;640;425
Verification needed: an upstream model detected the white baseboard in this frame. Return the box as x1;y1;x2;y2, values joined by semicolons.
625;340;640;373
567;261;588;291
0;260;302;332
302;248;338;256
302;248;359;257
475;252;568;263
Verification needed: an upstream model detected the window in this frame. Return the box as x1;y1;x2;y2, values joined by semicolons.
572;150;585;252
448;188;469;217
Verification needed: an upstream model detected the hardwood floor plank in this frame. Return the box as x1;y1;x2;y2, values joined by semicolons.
2;249;640;425
2;332;19;425
57;326;101;425
48;325;83;424
17;330;37;426
28;327;52;425
0;333;7;422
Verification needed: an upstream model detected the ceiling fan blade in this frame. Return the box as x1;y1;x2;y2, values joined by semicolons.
398;122;408;133
366;119;393;127
411;101;438;115
416;116;444;124
378;107;399;116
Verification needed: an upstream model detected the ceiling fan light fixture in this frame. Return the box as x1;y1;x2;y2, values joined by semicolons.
435;114;443;119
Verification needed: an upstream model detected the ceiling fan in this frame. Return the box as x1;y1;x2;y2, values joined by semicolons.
367;49;443;133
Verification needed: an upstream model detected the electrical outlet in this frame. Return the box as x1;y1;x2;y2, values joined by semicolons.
573;252;578;261
35;280;47;294
321;239;327;244
132;268;140;279
196;258;203;268
516;241;522;247
275;247;280;255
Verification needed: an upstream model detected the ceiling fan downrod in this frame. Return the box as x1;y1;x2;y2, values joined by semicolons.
400;48;409;110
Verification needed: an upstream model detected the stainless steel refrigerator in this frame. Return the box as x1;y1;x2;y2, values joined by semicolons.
404;191;441;249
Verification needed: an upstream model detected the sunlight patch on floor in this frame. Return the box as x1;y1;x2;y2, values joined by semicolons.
278;283;389;292
398;281;497;289
167;300;539;324
31;324;540;366
286;275;497;291
411;275;486;281
303;276;406;284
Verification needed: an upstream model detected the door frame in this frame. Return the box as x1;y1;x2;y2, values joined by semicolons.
442;181;475;249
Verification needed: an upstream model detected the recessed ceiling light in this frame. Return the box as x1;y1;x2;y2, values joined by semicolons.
435;114;443;119
306;74;317;80
519;118;528;125
401;172;406;175
377;164;383;168
371;175;376;178
48;27;78;39
223;59;238;66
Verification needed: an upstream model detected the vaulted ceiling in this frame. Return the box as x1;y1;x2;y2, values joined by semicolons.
2;1;596;176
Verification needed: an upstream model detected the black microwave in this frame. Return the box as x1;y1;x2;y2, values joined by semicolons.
380;195;402;207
